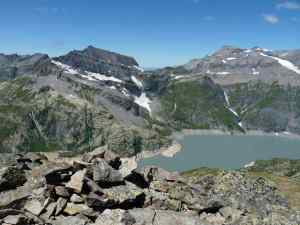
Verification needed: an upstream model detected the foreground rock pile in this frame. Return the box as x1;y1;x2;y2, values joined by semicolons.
0;149;300;225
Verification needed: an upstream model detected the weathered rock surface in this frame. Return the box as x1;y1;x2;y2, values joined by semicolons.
0;151;300;225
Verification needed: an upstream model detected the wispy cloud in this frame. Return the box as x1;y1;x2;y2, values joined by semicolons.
276;1;300;10
263;14;280;24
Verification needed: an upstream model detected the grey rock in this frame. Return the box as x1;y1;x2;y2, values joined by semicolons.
66;169;87;193
55;186;70;198
70;194;84;203
55;197;68;216
92;159;123;184
86;192;114;209
24;199;44;216
0;167;27;191
3;215;28;225
94;209;135;225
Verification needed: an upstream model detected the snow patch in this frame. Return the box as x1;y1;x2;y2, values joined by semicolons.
226;57;237;61
131;76;143;88
252;68;260;75
260;53;300;74
244;161;255;168
216;72;230;75
52;60;123;83
51;60;78;75
174;75;185;80
134;92;152;113
223;91;230;106
86;71;123;83
244;49;252;53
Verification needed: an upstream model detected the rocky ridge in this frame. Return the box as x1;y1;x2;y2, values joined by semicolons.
0;149;300;225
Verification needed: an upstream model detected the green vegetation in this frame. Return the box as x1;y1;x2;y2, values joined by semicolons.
160;79;238;131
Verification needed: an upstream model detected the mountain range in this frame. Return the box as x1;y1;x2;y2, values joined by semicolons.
1;45;300;155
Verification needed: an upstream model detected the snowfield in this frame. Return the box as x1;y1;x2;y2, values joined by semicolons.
131;76;143;88
134;92;152;113
260;53;300;75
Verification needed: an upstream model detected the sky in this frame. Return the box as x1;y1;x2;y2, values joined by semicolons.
0;0;299;68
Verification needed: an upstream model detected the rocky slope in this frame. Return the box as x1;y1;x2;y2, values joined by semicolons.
0;47;170;155
153;46;300;133
0;149;300;225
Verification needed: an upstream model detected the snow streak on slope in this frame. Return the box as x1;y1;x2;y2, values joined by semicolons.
134;92;152;114
52;60;123;83
131;76;143;88
223;90;243;128
260;53;300;74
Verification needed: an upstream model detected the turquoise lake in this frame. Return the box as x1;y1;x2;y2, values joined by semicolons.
139;135;300;172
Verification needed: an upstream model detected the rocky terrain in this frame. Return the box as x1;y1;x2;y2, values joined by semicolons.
0;149;299;225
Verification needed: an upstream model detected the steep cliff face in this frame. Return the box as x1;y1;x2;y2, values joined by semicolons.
53;46;141;81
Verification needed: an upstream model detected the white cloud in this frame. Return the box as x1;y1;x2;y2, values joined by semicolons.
263;14;279;24
277;1;300;10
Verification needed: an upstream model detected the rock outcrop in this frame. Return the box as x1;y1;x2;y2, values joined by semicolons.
0;150;299;225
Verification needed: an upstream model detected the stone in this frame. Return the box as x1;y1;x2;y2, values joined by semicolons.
92;159;123;184
51;215;89;225
102;182;145;207
129;208;202;225
0;186;31;209
94;209;136;225
63;202;90;216
85;177;103;193
66;169;86;193
55;186;70;198
3;215;28;225
24;199;44;216
70;193;84;203
55;197;68;216
0;167;27;191
86;192;114;209
42;202;56;219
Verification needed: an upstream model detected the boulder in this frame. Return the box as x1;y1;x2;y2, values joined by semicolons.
51;215;89;225
102;182;145;208
66;169;87;193
0;167;27;191
70;194;84;203
24;199;44;216
129;208;202;225
3;214;28;225
94;209;136;225
63;203;90;216
55;186;70;198
92;159;123;184
55;197;68;216
126;166;180;188
86;192;114;209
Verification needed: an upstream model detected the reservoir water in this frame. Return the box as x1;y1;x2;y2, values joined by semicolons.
139;134;300;172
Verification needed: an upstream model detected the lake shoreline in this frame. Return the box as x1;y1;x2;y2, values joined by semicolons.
132;129;300;171
173;129;300;141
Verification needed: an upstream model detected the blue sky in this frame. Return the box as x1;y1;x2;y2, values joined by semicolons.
0;0;299;67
